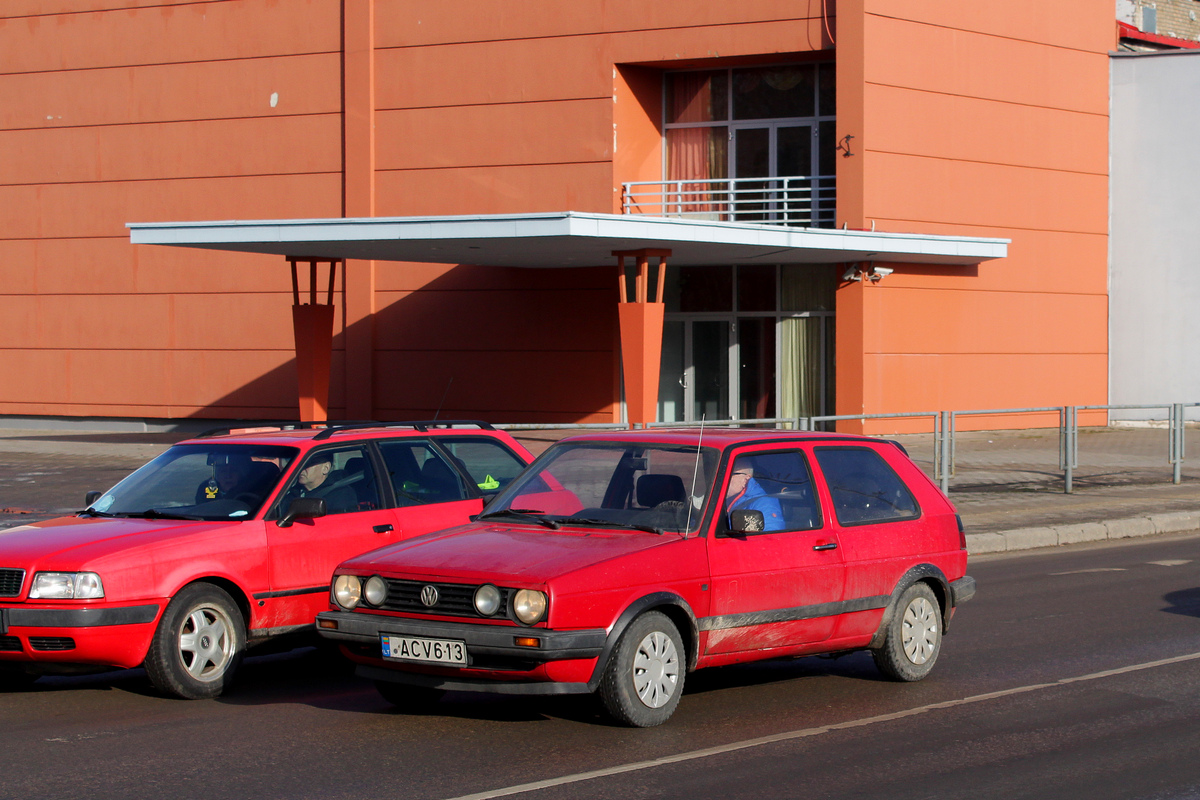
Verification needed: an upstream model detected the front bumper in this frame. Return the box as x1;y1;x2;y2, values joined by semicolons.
0;603;162;669
316;609;607;665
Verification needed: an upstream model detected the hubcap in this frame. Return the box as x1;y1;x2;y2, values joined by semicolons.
901;596;939;665
178;605;234;682
632;631;679;709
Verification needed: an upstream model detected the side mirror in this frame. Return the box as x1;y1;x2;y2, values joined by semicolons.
277;497;327;528
84;491;102;507
729;509;765;533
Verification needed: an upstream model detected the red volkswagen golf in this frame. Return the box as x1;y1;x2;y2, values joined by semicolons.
0;421;533;698
318;428;975;727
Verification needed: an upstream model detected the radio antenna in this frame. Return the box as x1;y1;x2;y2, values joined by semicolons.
432;376;454;421
684;415;706;535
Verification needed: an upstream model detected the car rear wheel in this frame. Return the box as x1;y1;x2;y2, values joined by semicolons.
374;679;445;711
599;611;684;727
145;583;245;699
872;582;942;682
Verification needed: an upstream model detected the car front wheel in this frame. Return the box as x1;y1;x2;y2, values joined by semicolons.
599;611;685;727
144;583;245;699
872;582;942;682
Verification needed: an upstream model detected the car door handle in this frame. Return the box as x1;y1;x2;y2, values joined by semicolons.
812;542;838;551
373;524;394;533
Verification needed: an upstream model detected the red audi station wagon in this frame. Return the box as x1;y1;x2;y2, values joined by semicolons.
0;421;533;699
317;428;975;726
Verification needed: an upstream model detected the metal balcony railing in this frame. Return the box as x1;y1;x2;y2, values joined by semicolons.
620;175;836;228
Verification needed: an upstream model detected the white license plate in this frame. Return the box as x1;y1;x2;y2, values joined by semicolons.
381;634;467;665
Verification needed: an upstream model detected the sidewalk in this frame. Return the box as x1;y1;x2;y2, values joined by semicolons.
3;425;1199;555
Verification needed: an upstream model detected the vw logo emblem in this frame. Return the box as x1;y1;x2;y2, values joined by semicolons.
420;585;439;607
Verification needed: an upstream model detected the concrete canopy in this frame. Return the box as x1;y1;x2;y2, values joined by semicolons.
128;211;1008;267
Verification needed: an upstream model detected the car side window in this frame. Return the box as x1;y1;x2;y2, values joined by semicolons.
814;446;919;525
378;441;467;506
431;437;527;495
721;450;821;534
277;445;379;516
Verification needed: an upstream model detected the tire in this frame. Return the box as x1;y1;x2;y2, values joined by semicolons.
374;679;445;711
599;611;685;727
872;582;942;682
144;583;245;699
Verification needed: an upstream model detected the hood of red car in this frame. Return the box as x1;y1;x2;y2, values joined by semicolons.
0;514;230;566
342;521;678;583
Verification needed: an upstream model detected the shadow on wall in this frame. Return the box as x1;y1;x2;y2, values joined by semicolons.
195;264;620;424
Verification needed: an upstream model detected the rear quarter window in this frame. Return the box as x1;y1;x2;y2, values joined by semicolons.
814;446;920;526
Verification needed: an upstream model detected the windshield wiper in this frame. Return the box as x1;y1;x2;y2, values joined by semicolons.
477;508;561;529
558;517;665;535
124;509;208;521
78;508;118;518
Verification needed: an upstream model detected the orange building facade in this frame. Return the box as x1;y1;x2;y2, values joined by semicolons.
0;1;1113;430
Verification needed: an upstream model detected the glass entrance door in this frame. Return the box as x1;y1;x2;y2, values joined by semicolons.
658;320;731;423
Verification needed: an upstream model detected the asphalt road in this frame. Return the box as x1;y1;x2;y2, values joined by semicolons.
5;534;1200;800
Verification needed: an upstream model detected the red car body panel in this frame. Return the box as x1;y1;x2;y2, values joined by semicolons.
0;424;533;674
319;429;974;709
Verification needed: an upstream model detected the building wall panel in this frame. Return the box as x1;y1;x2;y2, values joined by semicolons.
862;152;1108;234
375;0;825;48
374;350;616;422
0;54;341;131
0;115;341;185
0;0;339;74
376;100;611;171
863;15;1110;115
375;162;613;217
864;83;1107;175
0;173;342;240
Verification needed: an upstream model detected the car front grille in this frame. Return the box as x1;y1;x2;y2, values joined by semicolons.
0;635;21;652
0;569;25;597
29;637;75;651
372;578;512;619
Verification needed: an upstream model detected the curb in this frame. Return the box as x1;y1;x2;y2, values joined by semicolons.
967;511;1200;555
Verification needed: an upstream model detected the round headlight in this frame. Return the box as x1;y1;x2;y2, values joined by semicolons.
333;575;362;610
474;584;502;616
363;575;388;606
512;589;547;625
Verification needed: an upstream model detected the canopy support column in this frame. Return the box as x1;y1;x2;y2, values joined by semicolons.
614;249;670;428
289;257;340;422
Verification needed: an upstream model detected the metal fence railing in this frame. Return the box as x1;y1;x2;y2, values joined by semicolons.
620;176;836;228
497;403;1200;496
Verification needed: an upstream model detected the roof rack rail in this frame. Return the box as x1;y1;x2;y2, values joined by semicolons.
311;419;496;440
194;420;381;439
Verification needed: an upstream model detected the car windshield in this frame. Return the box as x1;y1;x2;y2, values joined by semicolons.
86;443;299;521
482;441;719;534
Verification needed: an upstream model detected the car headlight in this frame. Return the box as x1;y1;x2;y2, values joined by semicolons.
333;575;362;610
363;575;388;607
29;572;104;599
512;589;547;625
474;584;501;616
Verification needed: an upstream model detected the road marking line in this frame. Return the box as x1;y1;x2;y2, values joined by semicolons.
441;650;1200;800
1050;568;1127;575
1148;560;1192;567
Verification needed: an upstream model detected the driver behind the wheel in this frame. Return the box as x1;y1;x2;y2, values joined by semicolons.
725;458;785;532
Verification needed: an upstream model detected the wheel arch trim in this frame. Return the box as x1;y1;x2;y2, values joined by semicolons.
585;592;699;691
868;564;952;650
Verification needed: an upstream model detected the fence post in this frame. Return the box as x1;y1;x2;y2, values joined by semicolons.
1059;406;1078;494
939;410;952;495
1171;403;1184;485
